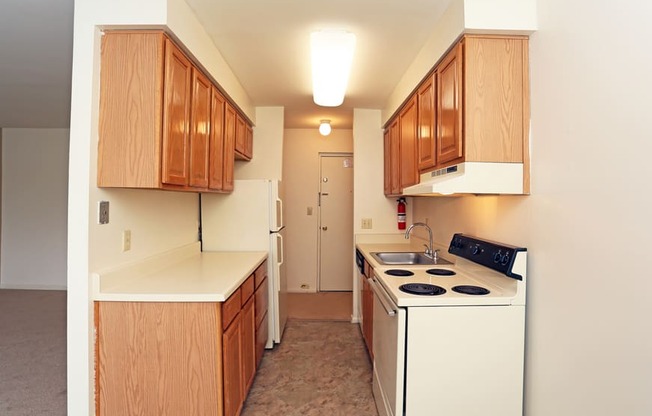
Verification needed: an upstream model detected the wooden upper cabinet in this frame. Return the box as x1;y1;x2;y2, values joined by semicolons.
417;74;436;172
383;129;392;196
223;102;237;192
389;119;401;195
189;68;211;188
209;87;226;191
98;31;166;189
98;30;252;194
234;114;253;161
463;36;526;164
161;39;193;186
399;95;419;188
436;41;464;168
245;124;253;160
234;114;246;158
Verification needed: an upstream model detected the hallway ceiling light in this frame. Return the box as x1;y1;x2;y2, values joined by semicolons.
311;30;356;107
319;120;332;136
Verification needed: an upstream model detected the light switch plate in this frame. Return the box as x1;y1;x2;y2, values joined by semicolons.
98;201;109;224
122;230;131;252
361;218;372;229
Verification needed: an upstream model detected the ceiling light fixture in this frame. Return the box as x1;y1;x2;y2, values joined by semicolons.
311;30;356;107
319;120;332;136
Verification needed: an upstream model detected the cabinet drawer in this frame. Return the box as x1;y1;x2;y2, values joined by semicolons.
255;278;268;327
254;260;268;288
241;274;255;304
222;287;241;329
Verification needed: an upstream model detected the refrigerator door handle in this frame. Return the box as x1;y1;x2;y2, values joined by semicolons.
277;233;284;265
276;198;284;229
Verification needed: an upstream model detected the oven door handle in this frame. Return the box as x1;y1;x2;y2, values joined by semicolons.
369;277;397;316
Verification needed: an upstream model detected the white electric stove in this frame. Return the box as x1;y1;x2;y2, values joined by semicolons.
370;234;527;416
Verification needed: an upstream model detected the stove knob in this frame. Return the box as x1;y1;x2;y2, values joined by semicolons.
471;244;482;255
493;251;502;263
500;252;510;266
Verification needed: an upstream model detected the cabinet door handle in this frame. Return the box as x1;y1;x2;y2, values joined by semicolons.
321;226;328;231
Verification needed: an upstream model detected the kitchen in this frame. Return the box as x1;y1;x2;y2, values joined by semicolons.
55;0;652;416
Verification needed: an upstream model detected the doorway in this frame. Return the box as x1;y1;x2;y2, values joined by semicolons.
318;153;354;291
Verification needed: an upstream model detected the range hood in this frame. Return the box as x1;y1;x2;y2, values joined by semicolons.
401;162;524;195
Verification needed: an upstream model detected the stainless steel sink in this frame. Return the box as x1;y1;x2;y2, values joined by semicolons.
371;252;452;266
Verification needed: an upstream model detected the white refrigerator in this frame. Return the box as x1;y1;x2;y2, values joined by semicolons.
201;179;288;347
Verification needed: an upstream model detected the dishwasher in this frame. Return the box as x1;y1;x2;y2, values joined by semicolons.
369;272;406;416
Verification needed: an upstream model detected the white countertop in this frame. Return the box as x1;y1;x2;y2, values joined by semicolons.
93;242;267;302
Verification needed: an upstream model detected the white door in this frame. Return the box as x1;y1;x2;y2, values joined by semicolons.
318;154;354;291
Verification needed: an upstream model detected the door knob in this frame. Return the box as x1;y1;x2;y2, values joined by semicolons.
322;226;328;231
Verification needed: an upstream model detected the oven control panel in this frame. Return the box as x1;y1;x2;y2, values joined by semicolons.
448;234;526;280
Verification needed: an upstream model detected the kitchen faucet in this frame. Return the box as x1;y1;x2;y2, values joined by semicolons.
405;222;437;259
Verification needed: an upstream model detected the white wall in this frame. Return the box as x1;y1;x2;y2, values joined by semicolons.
283;128;353;292
353;109;413;235
1;129;68;289
411;1;652;414
68;0;253;413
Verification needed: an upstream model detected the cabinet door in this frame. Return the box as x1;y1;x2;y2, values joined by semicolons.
399;95;419;188
241;296;256;395
389;119;401;195
235;115;247;157
162;39;192;186
436;42;464;167
245;124;253;159
209;87;226;190
383;129;392;196
189;68;211;188
223;103;236;192
417;74;436;172
222;314;242;416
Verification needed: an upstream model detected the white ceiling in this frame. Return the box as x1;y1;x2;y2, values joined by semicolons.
0;0;451;129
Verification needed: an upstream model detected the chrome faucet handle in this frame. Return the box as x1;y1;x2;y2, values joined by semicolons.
432;249;440;260
423;244;432;256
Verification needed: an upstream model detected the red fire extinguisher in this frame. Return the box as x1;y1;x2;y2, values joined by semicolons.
397;198;407;230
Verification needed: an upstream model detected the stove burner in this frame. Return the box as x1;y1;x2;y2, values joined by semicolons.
399;283;446;296
452;285;490;295
385;269;414;277
426;268;456;276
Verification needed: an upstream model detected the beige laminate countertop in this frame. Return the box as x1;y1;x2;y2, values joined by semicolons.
93;242;267;302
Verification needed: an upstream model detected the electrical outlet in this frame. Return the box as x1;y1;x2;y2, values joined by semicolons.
122;230;131;252
307;206;313;216
98;201;109;224
361;218;373;229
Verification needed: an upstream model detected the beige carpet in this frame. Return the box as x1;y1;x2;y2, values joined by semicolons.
242;320;377;416
0;289;67;416
287;292;353;321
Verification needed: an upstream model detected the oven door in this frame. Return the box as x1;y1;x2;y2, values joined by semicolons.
370;274;406;416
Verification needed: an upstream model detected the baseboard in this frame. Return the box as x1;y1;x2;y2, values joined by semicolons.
0;283;67;291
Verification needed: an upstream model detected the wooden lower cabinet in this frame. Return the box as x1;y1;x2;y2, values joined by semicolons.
241;296;256;394
95;261;269;416
223;310;243;416
95;302;222;416
254;275;269;368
